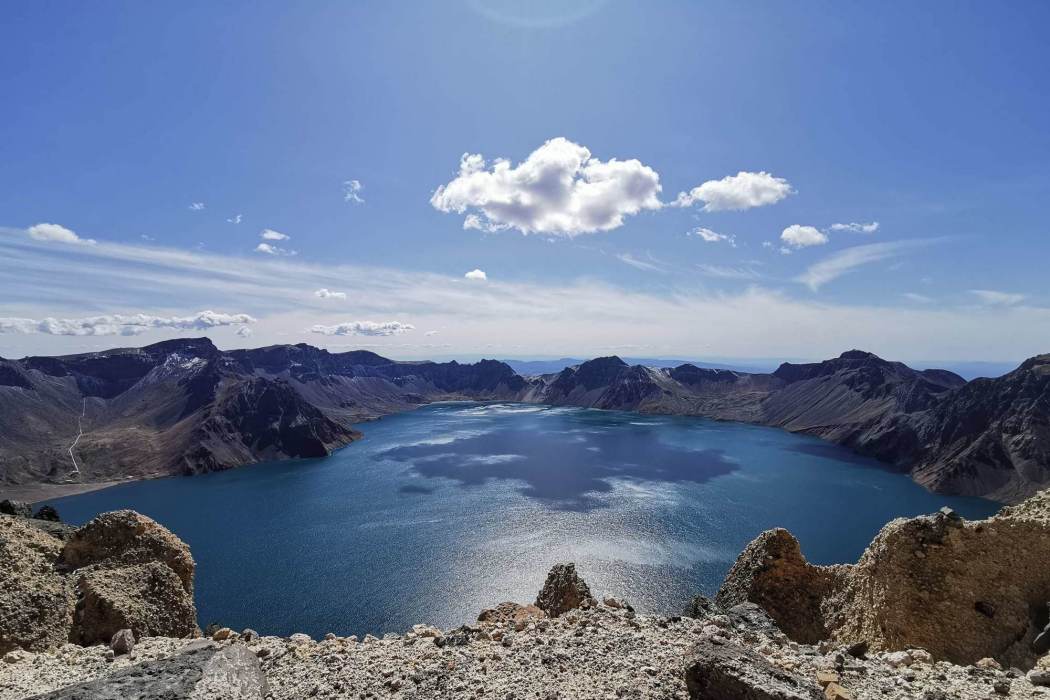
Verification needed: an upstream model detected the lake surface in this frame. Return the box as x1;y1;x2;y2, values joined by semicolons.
49;402;999;639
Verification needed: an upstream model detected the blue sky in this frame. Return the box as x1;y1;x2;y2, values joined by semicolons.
2;1;1049;362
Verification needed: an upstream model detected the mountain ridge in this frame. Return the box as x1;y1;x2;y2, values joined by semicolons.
2;339;1048;503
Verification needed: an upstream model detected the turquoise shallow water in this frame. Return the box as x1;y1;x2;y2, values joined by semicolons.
49;402;999;638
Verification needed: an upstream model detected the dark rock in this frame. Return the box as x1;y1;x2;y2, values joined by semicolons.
846;640;869;659
240;628;259;642
0;500;32;518
685;638;822;699
33;505;60;522
109;629;135;656
1033;623;1050;654
31;640;266;699
974;600;996;618
685;595;721;620
434;626;480;648
535;563;597;618
726;602;780;634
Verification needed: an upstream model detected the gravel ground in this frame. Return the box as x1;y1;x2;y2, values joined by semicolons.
2;601;1046;699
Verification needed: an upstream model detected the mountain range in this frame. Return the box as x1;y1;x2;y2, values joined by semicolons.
1;338;1047;503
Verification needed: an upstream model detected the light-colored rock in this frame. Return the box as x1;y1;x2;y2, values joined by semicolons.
975;656;1001;670
823;682;852;700
212;627;234;641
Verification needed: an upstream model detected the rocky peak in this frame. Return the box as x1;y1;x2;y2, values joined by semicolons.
535;563;597;617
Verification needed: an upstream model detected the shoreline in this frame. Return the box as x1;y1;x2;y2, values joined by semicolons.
0;479;129;505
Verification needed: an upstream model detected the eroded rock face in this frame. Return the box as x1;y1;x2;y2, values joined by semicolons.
718;491;1050;668
716;529;847;644
477;602;547;628
0;510;199;655
685;638;822;700
71;563;198;645
60;510;195;594
535;563;596;617
0;516;74;654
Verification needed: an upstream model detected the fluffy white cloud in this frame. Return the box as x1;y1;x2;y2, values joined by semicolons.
310;321;415;336
189;202;205;211
780;224;829;249
315;288;347;299
970;289;1025;306
27;223;96;245
260;229;289;241
236;326;253;337
0;310;256;336
430;137;662;236
688;227;736;246
796;241;922;291
830;221;879;234
464;269;487;281
674;171;792;211
343;179;364;204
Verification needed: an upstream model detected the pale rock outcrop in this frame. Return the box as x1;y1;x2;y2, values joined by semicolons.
477;602;547;629
60;510;195;594
535;563;597;617
0;516;74;654
718;493;1050;668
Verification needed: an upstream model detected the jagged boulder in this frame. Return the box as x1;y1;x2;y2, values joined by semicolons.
535;563;596;617
685;638;822;699
33;640;267;699
60;510;195;594
33;505;60;522
0;500;32;518
0;516;74;654
718;491;1050;668
716;529;847;644
70;562;199;645
477;602;547;628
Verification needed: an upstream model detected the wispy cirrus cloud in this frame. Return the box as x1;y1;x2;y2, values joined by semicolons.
0;310;255;336
696;263;762;280
310;320;415;336
314;288;347;300
970;289;1026;306
431;137;663;236
188;202;205;211
830;221;879;234
796;240;927;291
688;227;736;246
616;252;667;273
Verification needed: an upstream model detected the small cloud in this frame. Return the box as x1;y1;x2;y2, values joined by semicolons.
189;202;205;211
688;227;736;246
255;242;296;256
616;252;666;273
464;269;488;281
830;221;879;234
780;224;829;249
796;241;924;291
236;326;253;337
310;321;414;336
970;289;1025;306
315;288;347;299
260;229;289;241
343;179;364;204
424;330;439;336
227;214;243;224
26;223;96;246
762;241;774;249
431;137;662;236
674;171;793;211
902;292;934;303
0;310;256;336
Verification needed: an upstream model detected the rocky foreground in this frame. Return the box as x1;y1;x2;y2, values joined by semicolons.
4;497;1050;698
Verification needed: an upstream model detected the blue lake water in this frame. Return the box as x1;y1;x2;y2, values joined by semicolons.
48;402;999;639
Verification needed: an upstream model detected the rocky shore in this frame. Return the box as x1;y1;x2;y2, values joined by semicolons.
3;497;1050;698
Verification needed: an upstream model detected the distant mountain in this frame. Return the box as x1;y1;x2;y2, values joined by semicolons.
501;357;772;376
2;340;1048;503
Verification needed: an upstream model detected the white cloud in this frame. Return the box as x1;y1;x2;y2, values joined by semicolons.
830;221;879;234
780;225;829;249
343;179;364;204
314;288;347;300
310;321;415;336
688;227;736;246
0;310;256;336
227;214;243;224
260;229;289;241
236;326;253;337
27;223;96;246
430;137;662;236
796;241;924;291
464;269;488;281
424;330;439;336
189;202;205;211
673;171;792;211
970;289;1025;306
256;230;295;256
902;292;934;303
616;252;666;273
